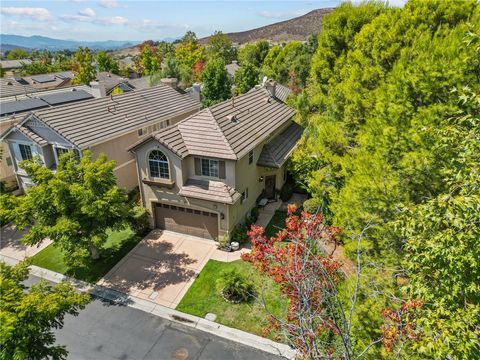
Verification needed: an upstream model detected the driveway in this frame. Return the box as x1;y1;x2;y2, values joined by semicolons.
0;224;51;261
98;230;217;308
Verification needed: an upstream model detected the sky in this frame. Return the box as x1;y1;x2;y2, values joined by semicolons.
0;0;407;42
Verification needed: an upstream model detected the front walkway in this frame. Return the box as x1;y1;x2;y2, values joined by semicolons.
0;224;51;261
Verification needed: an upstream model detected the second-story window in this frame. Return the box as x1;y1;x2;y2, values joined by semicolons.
248;150;254;164
18;144;33;161
201;158;219;178
149;150;169;179
55;147;69;160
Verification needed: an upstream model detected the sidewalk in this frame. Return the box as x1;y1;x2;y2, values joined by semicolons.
0;253;296;359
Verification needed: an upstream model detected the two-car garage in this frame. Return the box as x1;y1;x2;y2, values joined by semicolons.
154;203;219;240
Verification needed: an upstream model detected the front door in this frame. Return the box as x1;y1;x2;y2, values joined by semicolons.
265;175;276;199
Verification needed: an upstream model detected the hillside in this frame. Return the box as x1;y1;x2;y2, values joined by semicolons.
200;8;334;44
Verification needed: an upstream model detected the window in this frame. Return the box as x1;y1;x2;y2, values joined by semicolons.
18;144;32;161
201;158;219;178
148;150;169;179
6;157;12;166
55;147;69;160
248;150;254;164
137;127;148;137
241;191;246;204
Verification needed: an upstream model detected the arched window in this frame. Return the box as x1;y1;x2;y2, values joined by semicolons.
148;150;169;179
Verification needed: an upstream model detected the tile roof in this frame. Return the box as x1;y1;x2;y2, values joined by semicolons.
28;84;201;149
15;124;48;146
226;62;240;77
0;78;36;98
273;83;292;103
179;178;241;204
0;59;32;69
142;86;295;160
257;122;303;168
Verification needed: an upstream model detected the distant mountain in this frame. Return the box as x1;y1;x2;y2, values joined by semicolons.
0;34;139;51
199;8;335;44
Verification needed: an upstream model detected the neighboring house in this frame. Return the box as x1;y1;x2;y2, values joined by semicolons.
0;71;74;98
1;84;201;192
226;60;240;80
128;80;302;241
0;59;32;76
90;72;151;96
0;85;99;189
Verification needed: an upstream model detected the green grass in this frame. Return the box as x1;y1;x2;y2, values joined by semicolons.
264;210;288;237
30;228;140;283
176;259;288;338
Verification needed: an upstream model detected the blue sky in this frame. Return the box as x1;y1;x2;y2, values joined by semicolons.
1;0;406;42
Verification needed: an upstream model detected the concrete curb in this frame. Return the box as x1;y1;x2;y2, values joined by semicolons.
1;254;296;359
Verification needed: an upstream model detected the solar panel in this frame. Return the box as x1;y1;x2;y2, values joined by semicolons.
14;77;29;85
118;82;134;92
31;75;55;83
39;90;93;105
55;74;71;81
0;98;48;116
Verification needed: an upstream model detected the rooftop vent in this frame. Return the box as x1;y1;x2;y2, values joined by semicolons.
227;114;238;123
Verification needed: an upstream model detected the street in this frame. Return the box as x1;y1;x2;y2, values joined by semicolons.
26;276;283;360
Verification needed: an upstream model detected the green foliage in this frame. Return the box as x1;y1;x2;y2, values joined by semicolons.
279;182;293;202
161;55;180;78
156;41;175;63
8;151;132;265
96;50;119;74
138;43;160;76
216;268;254;303
0;261;90;360
291;0;480;356
72;47;96;85
6;48;29;60
238;40;269;68
207;31;236;63
231;224;249;246
201;57;231;106
234;62;259;94
129;205;150;236
175;31;205;68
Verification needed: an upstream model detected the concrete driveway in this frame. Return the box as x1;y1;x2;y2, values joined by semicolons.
98;230;217;308
0;224;51;261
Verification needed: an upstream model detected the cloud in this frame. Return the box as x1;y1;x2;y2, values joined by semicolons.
98;0;126;9
259;9;307;19
78;8;96;17
61;13;128;26
135;19;190;32
0;7;52;21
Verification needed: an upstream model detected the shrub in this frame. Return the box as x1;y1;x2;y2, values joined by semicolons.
129;205;150;236
280;182;293;201
231;224;249;245
216;269;254;303
245;215;255;228
217;234;230;250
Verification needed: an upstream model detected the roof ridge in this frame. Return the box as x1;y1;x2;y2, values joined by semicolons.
205;108;236;159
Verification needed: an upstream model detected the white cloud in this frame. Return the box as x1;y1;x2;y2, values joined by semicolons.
61;13;128;26
78;8;96;17
0;7;52;21
259;9;308;19
135;19;190;32
98;0;126;9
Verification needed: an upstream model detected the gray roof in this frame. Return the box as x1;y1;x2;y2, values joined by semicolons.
15;124;48;146
38;89;94;105
273;83;292;103
26;84;201;149
226;62;240;77
128;76;151;90
0;59;32;69
141;86;295;160
0;71;74;98
178;178;241;204
0;77;36;98
95;72;130;94
257;122;303;168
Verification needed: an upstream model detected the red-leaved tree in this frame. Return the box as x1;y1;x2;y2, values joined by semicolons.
242;205;354;359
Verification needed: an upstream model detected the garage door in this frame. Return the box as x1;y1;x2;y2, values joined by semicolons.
154;203;219;240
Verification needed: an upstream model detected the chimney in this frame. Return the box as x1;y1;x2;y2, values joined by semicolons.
191;82;202;103
89;81;106;98
160;77;178;89
265;79;276;98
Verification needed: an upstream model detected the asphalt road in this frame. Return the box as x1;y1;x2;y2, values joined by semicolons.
26;276;283;360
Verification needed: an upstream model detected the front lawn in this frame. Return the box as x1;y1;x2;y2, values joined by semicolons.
176;259;288;338
30;227;140;283
264;210;287;238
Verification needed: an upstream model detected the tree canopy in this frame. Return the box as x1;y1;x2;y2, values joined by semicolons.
71;47;96;85
0;261;90;359
201;57;231;106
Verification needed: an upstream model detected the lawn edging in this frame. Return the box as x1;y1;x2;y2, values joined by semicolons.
0;253;296;359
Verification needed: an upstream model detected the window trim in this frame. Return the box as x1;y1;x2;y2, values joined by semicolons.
248;150;254;165
18;143;33;161
148;149;170;180
201;158;220;178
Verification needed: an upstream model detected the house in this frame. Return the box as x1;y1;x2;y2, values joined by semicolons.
225;60;240;79
128;80;302;241
0;59;32;76
0;71;74;98
0;85;100;189
1;83;201;192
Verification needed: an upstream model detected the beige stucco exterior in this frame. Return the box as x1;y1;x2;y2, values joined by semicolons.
134;119;293;240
